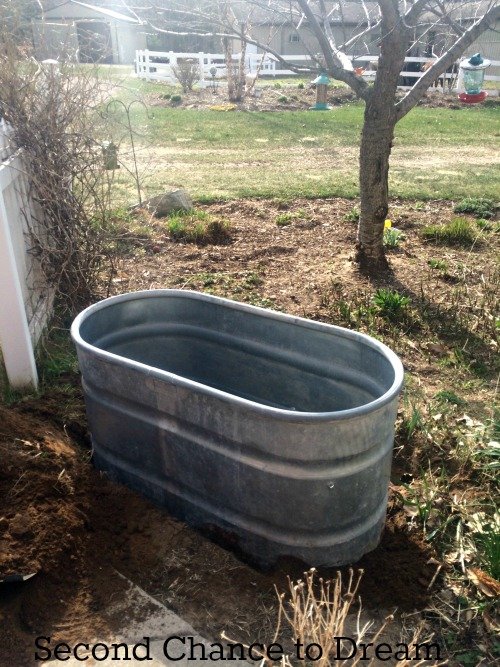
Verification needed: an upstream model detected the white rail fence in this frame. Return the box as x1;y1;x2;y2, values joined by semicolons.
136;50;500;89
136;50;238;84
0;119;53;390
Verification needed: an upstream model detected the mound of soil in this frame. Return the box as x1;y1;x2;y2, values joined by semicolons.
0;407;86;578
0;398;440;666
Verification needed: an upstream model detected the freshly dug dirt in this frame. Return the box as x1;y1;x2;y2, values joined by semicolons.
0;407;85;580
1;402;437;666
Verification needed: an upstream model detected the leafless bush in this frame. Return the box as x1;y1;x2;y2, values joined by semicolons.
223;569;442;666
273;568;389;666
172;58;200;92
0;9;117;317
273;569;442;666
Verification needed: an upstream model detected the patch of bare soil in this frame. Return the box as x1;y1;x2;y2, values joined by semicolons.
112;197;497;339
148;83;499;111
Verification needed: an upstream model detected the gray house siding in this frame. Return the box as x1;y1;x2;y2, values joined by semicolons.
33;1;146;64
252;24;380;58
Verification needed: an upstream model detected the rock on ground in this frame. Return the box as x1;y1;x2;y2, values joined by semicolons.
143;189;193;217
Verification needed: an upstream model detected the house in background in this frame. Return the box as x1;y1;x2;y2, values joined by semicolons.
33;1;147;64
33;1;499;78
137;1;498;79
249;1;498;58
246;1;499;76
247;2;380;58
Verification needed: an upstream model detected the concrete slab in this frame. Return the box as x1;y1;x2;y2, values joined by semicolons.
42;571;249;666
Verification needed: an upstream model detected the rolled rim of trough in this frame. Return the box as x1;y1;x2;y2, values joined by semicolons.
71;289;404;422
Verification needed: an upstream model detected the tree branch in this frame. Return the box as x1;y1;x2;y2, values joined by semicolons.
378;0;400;24
295;0;346;71
396;3;500;119
404;0;434;26
295;0;369;98
370;0;409;103
428;1;465;38
343;15;381;51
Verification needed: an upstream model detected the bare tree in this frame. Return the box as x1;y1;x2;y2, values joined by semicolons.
220;1;248;102
122;1;499;270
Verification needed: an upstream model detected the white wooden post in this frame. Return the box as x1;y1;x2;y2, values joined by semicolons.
198;52;205;87
0;192;38;390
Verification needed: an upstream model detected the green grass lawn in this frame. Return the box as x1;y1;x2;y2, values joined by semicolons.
104;81;500;204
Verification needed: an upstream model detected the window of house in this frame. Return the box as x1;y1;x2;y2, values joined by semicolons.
289;34;300;43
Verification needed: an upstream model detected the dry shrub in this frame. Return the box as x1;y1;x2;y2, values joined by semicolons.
220;3;247;103
272;569;442;666
172;58;200;92
0;3;116;316
224;569;442;666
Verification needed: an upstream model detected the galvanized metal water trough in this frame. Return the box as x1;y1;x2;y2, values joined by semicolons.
71;290;404;567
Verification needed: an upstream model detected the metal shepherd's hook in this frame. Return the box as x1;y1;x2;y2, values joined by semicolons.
105;98;151;206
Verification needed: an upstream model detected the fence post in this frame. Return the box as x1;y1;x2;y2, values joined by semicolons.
198;51;206;87
0;191;38;390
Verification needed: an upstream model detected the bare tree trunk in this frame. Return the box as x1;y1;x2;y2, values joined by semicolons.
223;34;246;103
237;36;247;101
356;0;407;271
223;36;236;102
357;103;396;269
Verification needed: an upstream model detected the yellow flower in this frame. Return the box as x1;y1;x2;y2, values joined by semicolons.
384;219;392;228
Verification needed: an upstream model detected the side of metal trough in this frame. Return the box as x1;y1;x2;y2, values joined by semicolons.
71;290;404;566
